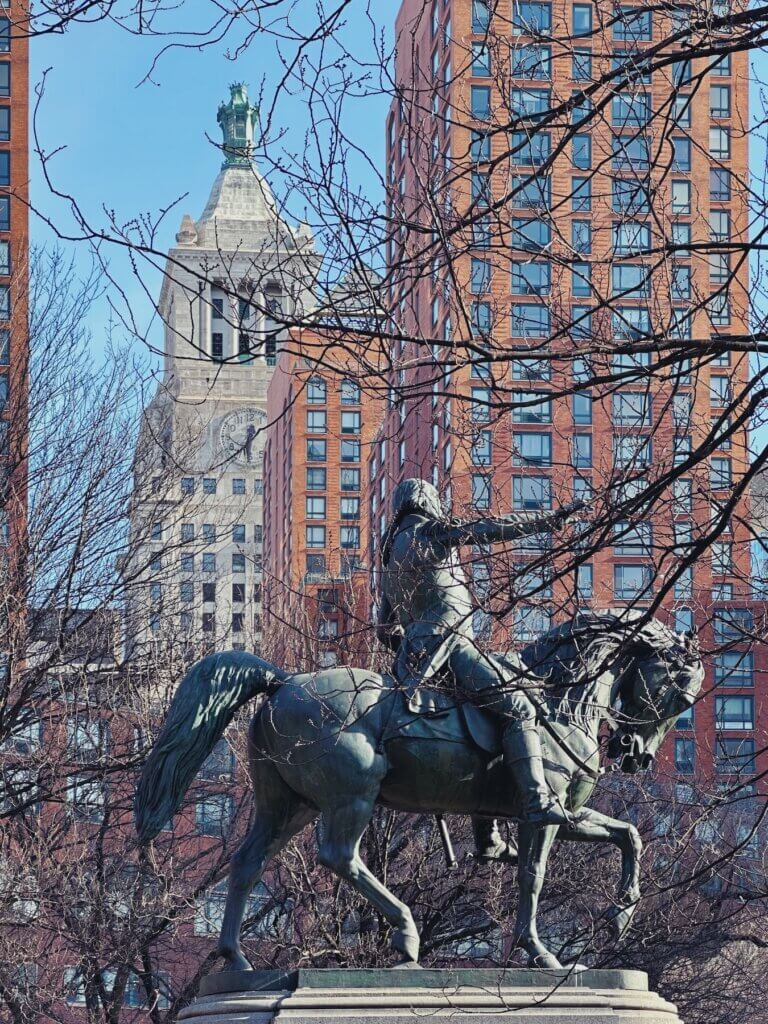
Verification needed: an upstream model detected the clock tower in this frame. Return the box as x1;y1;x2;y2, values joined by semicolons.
125;84;321;663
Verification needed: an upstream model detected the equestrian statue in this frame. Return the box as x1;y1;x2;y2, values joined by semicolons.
135;479;704;971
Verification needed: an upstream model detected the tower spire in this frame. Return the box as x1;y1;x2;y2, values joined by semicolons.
217;83;259;168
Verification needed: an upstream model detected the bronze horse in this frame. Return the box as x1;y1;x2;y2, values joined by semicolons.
135;613;703;970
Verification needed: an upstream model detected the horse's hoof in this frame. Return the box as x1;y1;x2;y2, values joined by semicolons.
474;842;519;866
529;952;563;970
606;904;636;940
392;926;420;964
392;961;424;970
217;946;253;973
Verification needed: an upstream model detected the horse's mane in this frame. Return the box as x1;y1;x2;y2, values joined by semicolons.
520;612;685;727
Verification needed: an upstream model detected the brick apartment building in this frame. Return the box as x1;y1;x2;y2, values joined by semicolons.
369;0;757;787
2;0;28;627
264;331;384;668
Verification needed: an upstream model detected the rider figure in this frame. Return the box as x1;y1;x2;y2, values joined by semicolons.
377;478;584;832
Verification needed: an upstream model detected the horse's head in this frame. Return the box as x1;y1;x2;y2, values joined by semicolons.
607;627;704;773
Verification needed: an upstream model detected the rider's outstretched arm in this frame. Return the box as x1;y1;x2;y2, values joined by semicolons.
425;503;583;553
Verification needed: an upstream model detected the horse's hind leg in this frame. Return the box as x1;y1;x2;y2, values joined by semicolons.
514;823;560;968
318;799;421;964
218;763;315;970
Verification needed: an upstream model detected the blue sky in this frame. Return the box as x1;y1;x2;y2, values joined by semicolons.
29;4;393;365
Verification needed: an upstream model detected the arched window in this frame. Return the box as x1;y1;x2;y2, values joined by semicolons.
340;378;361;405
307;376;327;404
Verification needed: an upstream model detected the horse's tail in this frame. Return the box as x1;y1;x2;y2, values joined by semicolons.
134;651;287;843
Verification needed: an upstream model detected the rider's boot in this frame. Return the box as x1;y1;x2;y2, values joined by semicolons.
473;817;518;864
503;723;570;826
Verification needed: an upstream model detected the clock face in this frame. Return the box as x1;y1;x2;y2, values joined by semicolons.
219;407;267;465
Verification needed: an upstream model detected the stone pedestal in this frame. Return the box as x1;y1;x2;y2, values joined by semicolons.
179;968;682;1024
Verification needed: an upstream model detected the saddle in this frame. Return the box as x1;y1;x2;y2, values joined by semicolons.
394;681;502;755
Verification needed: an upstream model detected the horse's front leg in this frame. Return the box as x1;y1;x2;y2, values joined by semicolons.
557;808;642;940
514;823;559;968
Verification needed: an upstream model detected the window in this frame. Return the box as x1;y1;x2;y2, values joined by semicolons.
202;523;216;543
675;737;695;773
0;151;8;187
472;474;492;509
472;42;491;76
613;305;650;340
613;391;652;426
573;433;592;468
472;387;491;421
511;261;551;295
571;91;593;124
341;468;360;491
613;6;652;40
341;379;361;405
710;168;731;201
180;522;194;543
69;775;105;822
340;526;360;549
612;134;650;170
614;564;652;599
471;301;492;337
671;180;691;214
181;477;195;496
306;526;326;548
573;3;592;34
0;63;9;98
512;357;551;381
675;607;694;633
716;695;754;730
0;242;8;276
710;376;731;407
341;497;360;520
510;87;551;118
307;467;326;490
471;85;491;119
307;438;326;461
671;263;691;301
306;553;326;577
307;410;327;434
613;520;652;554
472;0;490;32
710;210;730;242
714;650;753;686
307;376;326;403
203;477;217;495
572;134;592;169
671;137;692;171
612;178;651;213
614;434;652;466
577;564;593;598
513;475;552;510
306;497;326;520
511;303;550;337
180;553;194;573
711;84;731;118
341;411;361;434
713;607;753;643
196;795;233;836
711;52;731;76
512;217;551;251
710;126;730;159
572;176;591;211
672;58;692;86
472;430;493;466
231;582;245;604
512;2;552;33
180;581;193;604
513;431;552;466
716;736;755;775
672;221;691;251
232;478;246;495
572;220;592;254
611;92;650;126
612;264;650;298
0;195;8;230
511;131;551;166
573;392;592;425
710;456;731;489
569;262;590;296
471;257;491;293
341;439;360;462
672;93;692;126
511;44;552;78
712;540;732;575
0;107;7;143
470;130;491;163
512;391;552;423
572;49;592;80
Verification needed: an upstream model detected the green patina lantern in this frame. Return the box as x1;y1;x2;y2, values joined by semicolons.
217;83;259;168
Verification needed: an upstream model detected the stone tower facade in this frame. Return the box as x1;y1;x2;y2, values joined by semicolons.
125;84;321;663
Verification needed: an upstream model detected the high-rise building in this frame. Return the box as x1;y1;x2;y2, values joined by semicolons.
125;84;320;661
263;331;383;668
371;0;753;783
2;1;28;612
